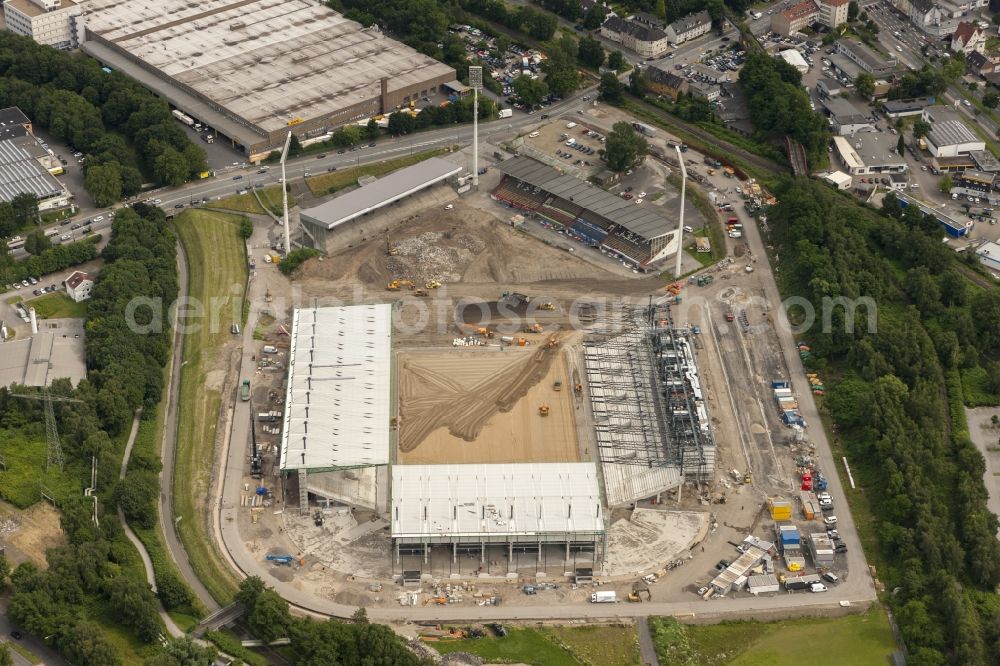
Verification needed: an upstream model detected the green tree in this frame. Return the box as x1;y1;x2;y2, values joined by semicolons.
0;645;11;666
236;575;266;612
543;38;579;97
854;72;875;98
629;69;648;97
513;75;549;107
84;163;123;207
144;636;217;666
152;146;189;186
288;134;303;157
583;4;606;29
607;50;625;71
577;35;605;68
985;361;1000;395
984;92;999;109
387;111;416;136
940;172;953;193
247;590;291;643
913;119;931;139
24;230;51;255
897;134;905;156
11;193;38;226
364;119;380;140
942;54;965;81
656;0;665;19
494;35;510;57
848;0;859;20
0;201;15;238
599;72;624;103
0;554;8;591
603;121;647;172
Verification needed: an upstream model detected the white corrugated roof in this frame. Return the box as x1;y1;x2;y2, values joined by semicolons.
279;304;393;470
391;463;604;538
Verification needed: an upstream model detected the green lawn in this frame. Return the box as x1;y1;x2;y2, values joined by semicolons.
433;628;581;665
29;291;87;319
3;639;40;664
305;149;448;195
172;208;247;605
0;429;82;507
543;625;640;666
206;191;265;215
684;608;897;666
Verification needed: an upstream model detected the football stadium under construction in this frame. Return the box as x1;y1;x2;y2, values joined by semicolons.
278;300;714;574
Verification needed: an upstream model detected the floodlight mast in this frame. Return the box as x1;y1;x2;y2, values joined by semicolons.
469;66;483;188
674;145;686;278
280;131;292;256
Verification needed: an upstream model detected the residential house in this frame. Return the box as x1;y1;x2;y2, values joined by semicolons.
601;16;670;58
65;271;94;302
632;11;664;29
951;21;985;54
645;66;689;100
664;10;711;45
966;50;994;76
816;0;849;28
770;0;818;37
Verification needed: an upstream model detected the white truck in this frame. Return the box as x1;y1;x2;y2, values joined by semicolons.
171;109;195;126
498;108;513;119
590;591;617;603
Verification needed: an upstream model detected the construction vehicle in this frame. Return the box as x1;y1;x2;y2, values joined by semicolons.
666;282;682;295
725;311;735;322
553;381;563;391
425;280;442;289
537;302;556;311
627;592;641;602
387;279;416;290
240;379;251;401
465;325;495;338
313;510;324;527
539;405;550;417
524;323;543;334
413;289;428;297
266;554;295;566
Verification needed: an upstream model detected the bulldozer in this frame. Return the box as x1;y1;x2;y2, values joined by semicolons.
465;325;494;338
413;289;428;297
425;280;442;289
538;405;550;417
537;302;556;311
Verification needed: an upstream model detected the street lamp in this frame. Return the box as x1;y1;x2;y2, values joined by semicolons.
469;66;483;188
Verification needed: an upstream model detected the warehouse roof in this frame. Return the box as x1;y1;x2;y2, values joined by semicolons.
300;157;462;230
927;120;980;148
498;156;671;241
0;329;87;389
279;305;393;471
391;463;605;538
81;0;455;136
0;127;65;203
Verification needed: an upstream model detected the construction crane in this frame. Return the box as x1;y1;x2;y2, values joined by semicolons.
10;388;83;471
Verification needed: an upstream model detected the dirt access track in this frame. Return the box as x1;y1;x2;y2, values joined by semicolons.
397;333;581;465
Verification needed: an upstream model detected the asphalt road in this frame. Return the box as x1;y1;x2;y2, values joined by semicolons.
0;597;68;666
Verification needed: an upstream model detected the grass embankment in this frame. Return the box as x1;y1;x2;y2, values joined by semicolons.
172;209;247;605
433;625;639;666
304;149;449;196
690;609;895;665
207;185;294;217
666;171;727;267
29;291;87;319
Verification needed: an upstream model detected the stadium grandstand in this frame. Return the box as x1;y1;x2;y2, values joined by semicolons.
493;156;678;270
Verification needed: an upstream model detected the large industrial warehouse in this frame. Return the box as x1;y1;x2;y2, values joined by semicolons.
78;0;456;160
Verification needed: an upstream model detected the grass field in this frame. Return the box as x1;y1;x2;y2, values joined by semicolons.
173;208;246;605
208;185;293;216
433;628;581;665
682;608;897;666
0;429;82;507
304;149;448;195
543;625;640;666
29;291;87;319
258;185;295;215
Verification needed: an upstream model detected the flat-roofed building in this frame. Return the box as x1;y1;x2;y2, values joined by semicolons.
821;97;874;135
925;119;984;157
835;39;897;77
976;240;1000;272
0;122;70;210
3;0;81;49
299;156;462;252
883;97;936;118
78;0;456;160
816;0;849;27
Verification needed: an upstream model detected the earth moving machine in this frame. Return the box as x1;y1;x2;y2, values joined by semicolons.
240;379;251;401
539;405;550;416
413;289;428;297
553;381;562;391
464;325;495;338
524;323;543;333
266;554;302;566
537;302;556;311
388;279;416;290
425;280;442;289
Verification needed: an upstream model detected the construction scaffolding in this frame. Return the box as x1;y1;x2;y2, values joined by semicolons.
583;302;714;506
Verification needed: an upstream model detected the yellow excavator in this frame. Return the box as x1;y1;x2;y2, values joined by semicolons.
387;279;416;290
537;302;556;311
538;405;550;417
426;280;442;289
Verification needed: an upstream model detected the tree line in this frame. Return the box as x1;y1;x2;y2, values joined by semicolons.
0;32;207;207
738;52;831;169
85;204;179;433
0;235;98;285
769;179;1000;665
